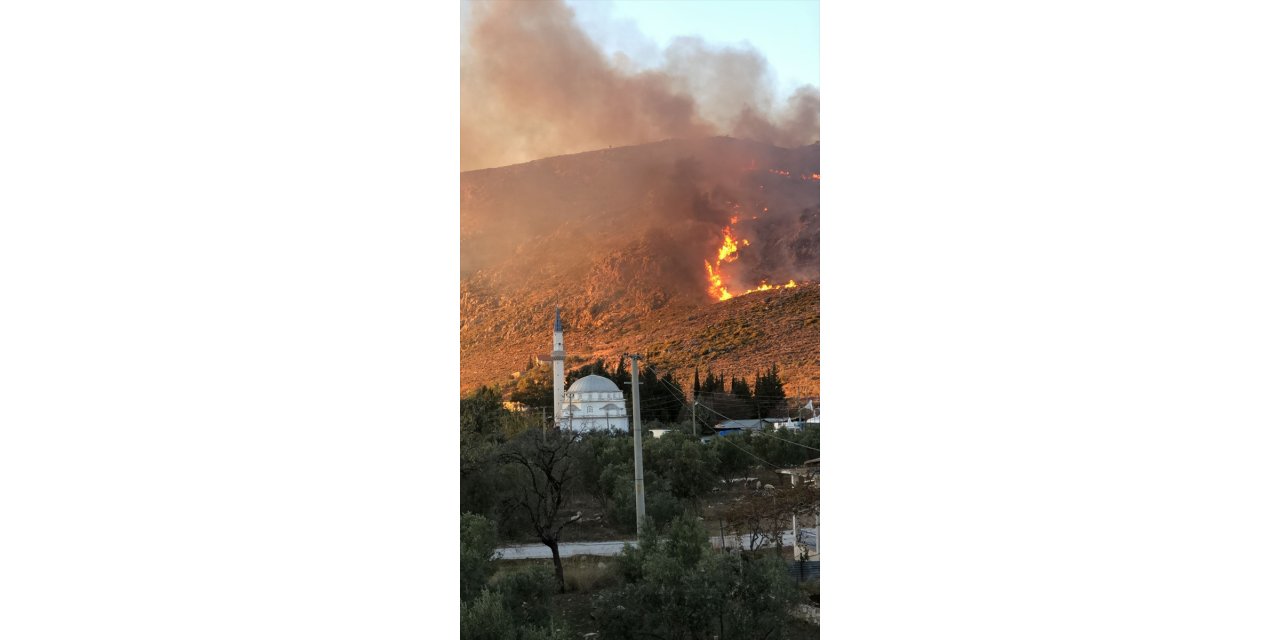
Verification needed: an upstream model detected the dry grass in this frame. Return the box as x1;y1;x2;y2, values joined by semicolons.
562;556;621;593
463;284;821;399
492;554;621;594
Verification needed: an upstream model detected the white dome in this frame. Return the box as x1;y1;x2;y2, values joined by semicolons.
567;374;621;394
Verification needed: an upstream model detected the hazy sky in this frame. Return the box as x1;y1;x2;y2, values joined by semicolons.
461;0;820;169
565;0;820;96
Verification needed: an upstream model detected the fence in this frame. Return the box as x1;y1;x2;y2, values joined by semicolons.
786;560;820;582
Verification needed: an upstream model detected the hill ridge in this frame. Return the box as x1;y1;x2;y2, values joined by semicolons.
461;136;820;397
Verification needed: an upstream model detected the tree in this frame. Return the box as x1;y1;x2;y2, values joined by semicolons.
574;432;629;517
510;363;552;413
708;433;754;486
460;512;569;640
747;426;819;471
606;469;683;533
461;513;498;603
461;386;511;471
632;366;675;423
462;388;519;523
723;483;819;554
567;358;609;385
656;371;687;424
498;429;584;592
612;356;630;389
752;365;786;418
702;369;725;397
698;368;727;426
729;376;754;419
646;431;717;501
461;578;570;640
595;514;803;640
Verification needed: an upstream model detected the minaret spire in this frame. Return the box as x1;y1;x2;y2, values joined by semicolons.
551;306;566;428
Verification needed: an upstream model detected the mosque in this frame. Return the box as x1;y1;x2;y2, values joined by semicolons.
550;308;629;431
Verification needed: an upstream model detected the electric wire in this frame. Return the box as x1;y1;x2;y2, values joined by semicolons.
645;364;816;467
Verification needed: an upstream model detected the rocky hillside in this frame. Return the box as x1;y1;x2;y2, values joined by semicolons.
461;136;819;396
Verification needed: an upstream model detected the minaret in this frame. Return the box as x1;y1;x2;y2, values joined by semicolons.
551;307;566;427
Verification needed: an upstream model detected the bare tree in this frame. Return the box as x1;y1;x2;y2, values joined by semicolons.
723;483;818;554
498;428;583;592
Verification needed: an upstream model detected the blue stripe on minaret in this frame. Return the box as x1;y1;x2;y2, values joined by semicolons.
554;306;562;332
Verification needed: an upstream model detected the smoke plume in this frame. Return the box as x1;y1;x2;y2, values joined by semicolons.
461;0;820;171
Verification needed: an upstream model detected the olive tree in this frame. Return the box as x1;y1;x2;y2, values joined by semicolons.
498;428;584;592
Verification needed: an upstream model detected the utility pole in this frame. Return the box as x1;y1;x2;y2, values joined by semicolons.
628;354;646;533
692;400;698;437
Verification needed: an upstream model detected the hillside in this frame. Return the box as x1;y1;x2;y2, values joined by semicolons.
461;136;820;397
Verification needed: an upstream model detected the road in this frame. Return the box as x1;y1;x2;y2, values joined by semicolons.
496;527;818;560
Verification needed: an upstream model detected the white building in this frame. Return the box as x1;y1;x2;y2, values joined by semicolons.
560;374;629;432
547;308;629;432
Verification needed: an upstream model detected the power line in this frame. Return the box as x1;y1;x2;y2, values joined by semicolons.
645;364;816;467
753;428;821;452
691;396;819;454
691;390;814;400
718;434;784;470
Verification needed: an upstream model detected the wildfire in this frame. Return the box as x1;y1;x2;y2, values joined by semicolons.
704;261;733;301
703;215;802;301
716;217;741;262
705;221;743;300
764;168;819;181
739;279;798;296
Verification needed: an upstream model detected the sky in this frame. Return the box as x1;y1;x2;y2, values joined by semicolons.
460;0;821;169
566;0;820;96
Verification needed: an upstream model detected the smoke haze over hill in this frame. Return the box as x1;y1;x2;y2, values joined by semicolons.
461;0;820;171
460;137;819;394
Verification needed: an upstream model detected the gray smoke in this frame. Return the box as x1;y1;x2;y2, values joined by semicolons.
461;0;820;171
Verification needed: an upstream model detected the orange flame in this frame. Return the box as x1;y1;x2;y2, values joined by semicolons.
764;168;819;181
716;219;740;262
705;222;742;299
705;261;733;301
739;279;798;296
704;216;803;301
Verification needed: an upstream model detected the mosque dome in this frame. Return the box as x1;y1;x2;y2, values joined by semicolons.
567;374;621;394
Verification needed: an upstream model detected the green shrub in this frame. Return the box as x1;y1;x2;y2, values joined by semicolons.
492;565;556;627
461;513;498;603
595;513;804;640
461;589;515;640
